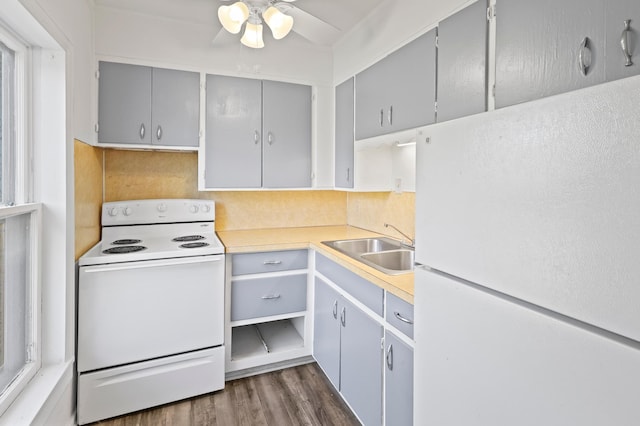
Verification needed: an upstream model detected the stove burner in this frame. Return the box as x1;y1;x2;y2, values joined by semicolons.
102;245;147;254
111;239;142;245
172;235;206;242
179;242;210;249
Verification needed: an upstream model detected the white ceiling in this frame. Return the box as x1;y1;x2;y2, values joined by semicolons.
94;0;388;47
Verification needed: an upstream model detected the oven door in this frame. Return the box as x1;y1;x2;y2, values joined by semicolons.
78;255;224;373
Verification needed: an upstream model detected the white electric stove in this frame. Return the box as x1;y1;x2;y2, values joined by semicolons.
77;199;226;424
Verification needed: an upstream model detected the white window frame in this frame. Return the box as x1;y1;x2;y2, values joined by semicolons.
0;21;42;415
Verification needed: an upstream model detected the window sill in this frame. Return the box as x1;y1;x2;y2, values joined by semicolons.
1;360;74;425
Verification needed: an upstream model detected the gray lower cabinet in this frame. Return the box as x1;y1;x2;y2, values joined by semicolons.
205;75;311;189
227;250;310;373
98;61;199;148
384;331;413;426
355;29;436;140
496;0;605;108
436;0;487;122
335;77;354;189
313;277;383;426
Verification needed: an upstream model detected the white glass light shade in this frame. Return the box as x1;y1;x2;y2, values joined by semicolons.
218;2;249;34
263;6;293;40
241;22;265;48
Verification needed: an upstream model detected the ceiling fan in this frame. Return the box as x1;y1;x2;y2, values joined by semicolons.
217;0;340;48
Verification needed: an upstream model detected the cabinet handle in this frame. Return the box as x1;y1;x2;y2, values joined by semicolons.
394;311;414;325
332;300;338;319
263;260;282;265
139;123;145;140
261;294;281;300
578;36;592;76
340;307;346;327
156;125;162;141
386;344;393;370
621;20;634;67
388;105;393;126
346;168;350;182
267;132;274;145
254;130;260;145
379;109;384;127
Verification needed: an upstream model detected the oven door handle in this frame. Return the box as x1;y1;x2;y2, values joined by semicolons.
81;255;224;273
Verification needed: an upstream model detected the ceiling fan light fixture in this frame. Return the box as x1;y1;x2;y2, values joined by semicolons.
218;1;249;34
241;21;265;49
263;6;293;40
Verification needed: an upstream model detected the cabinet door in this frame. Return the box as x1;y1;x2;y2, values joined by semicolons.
262;80;312;188
605;0;640;81
340;297;383;426
384;331;413;426
151;68;200;147
496;0;605;108
355;57;394;140
355;30;436;140
334;77;354;189
98;61;152;145
437;0;487;122
205;75;262;188
313;277;341;389
386;28;437;133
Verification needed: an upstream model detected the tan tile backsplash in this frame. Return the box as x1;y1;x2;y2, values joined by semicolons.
74;140;104;260
75;148;414;254
347;191;415;243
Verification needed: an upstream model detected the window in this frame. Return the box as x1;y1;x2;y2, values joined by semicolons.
0;26;41;414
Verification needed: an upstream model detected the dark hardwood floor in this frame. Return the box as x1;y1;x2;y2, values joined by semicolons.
92;362;360;426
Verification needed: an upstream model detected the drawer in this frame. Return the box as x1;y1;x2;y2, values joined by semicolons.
316;253;384;317
231;274;307;321
77;347;224;425
232;250;308;276
386;292;414;339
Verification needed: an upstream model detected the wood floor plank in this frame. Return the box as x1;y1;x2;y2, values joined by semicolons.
91;363;359;426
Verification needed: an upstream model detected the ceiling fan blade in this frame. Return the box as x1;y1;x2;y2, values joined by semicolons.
287;6;341;45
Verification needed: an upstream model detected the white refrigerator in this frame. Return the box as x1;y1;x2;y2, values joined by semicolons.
414;75;640;425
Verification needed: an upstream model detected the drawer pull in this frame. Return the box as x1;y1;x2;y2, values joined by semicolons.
261;294;281;300
394;311;414;325
263;260;283;265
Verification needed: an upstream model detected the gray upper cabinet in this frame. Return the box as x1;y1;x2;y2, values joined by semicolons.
437;0;487;122
334;78;354;189
605;1;640;81
205;75;262;188
262;80;312;188
150;68;200;147
98;62;152;145
355;29;436;140
98;61;199;148
205;75;311;189
495;0;605;108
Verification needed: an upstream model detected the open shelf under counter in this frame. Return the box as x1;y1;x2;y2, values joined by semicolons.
227;317;310;374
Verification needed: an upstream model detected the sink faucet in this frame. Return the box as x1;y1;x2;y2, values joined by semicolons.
384;223;415;248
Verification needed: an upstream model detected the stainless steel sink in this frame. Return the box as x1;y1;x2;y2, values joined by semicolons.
322;237;414;275
323;237;402;255
360;250;415;273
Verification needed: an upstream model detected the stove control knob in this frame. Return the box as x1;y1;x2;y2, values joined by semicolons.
123;207;133;216
190;204;199;213
157;203;167;213
201;204;211;213
107;207;119;217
